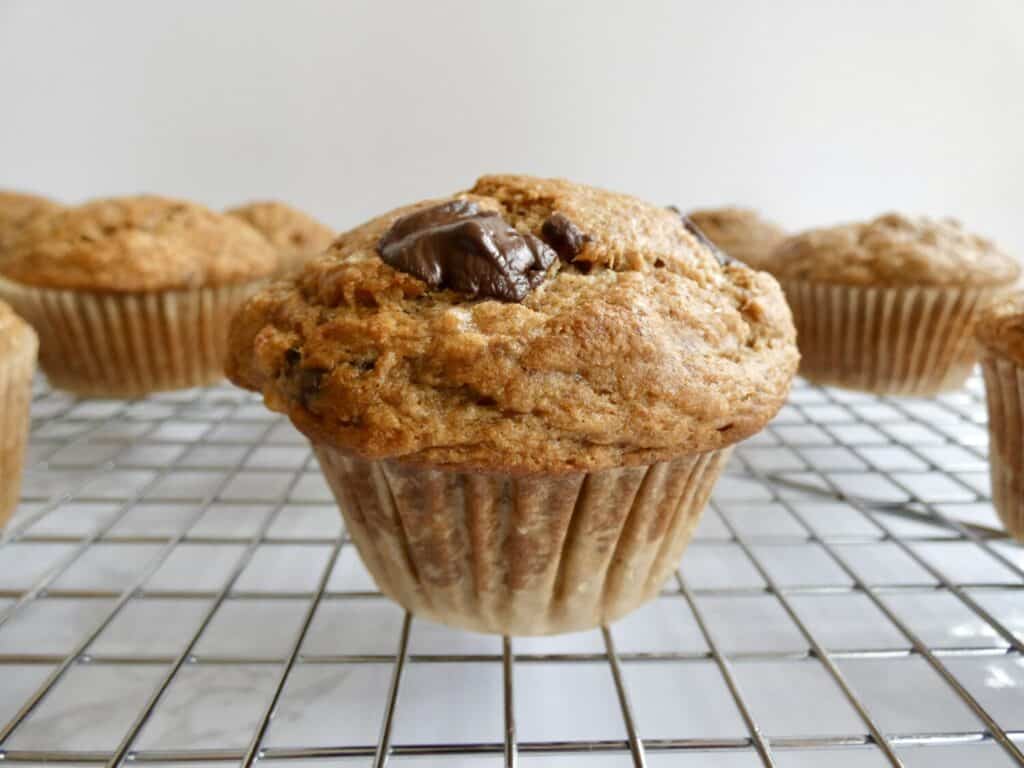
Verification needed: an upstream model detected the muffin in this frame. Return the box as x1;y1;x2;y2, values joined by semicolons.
766;213;1019;395
687;207;786;268
0;301;38;529
226;201;335;276
227;175;798;635
0;196;276;397
976;294;1024;541
0;190;62;255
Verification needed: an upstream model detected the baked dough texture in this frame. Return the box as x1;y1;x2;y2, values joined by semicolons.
0;190;62;253
767;213;1019;287
226;200;335;274
228;175;799;474
687;207;786;268
2;196;276;292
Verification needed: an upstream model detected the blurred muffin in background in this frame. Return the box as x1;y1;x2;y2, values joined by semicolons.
975;294;1024;542
0;195;276;397
687;207;786;268
227;201;335;276
766;213;1019;395
0;190;62;254
0;300;37;530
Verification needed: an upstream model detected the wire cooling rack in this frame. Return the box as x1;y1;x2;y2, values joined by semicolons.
0;374;1022;768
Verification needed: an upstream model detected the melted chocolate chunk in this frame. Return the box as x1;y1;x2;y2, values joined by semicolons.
668;206;734;267
541;213;588;262
377;200;555;302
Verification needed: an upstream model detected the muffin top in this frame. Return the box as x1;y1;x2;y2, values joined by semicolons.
228;174;799;474
0;190;62;252
226;201;336;262
767;213;1019;287
687;207;786;268
0;300;38;359
975;293;1024;365
0;196;277;292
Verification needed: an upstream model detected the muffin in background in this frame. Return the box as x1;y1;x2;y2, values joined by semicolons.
0;190;62;254
765;213;1019;395
226;201;335;276
0;196;276;397
687;207;786;268
976;294;1024;542
0;301;37;530
227;174;798;635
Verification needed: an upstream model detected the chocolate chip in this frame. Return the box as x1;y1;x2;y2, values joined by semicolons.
284;348;301;367
377;200;556;302
667;207;734;267
541;213;588;262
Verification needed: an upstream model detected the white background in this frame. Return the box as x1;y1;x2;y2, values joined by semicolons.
1;0;1022;255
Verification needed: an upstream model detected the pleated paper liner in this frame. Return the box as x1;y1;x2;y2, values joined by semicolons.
980;354;1024;542
780;280;998;396
0;276;263;398
0;327;37;529
316;445;731;635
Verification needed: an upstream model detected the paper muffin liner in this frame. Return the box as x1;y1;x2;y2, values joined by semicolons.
780;280;998;396
0;277;263;398
315;445;731;635
980;354;1024;542
1;330;37;529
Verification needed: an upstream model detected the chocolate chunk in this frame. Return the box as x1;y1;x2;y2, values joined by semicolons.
298;367;327;406
668;207;734;267
377;200;556;302
541;213;588;262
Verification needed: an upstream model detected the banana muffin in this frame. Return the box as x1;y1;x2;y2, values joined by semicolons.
228;175;798;635
0;190;62;255
0;196;276;397
0;301;37;529
687;207;786;268
226;200;335;276
976;294;1024;541
766;213;1019;395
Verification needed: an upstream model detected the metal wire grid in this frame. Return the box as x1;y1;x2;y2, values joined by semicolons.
0;375;1020;767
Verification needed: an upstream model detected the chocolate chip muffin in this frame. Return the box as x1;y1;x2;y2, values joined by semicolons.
976;294;1024;541
0;301;37;529
687;207;786;268
766;213;1019;395
0;196;276;397
228;174;798;635
226;200;335;276
0;190;62;255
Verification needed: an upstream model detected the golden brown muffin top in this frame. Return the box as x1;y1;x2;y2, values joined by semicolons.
226;201;336;260
0;299;38;358
0;190;62;252
767;213;1019;287
0;196;277;292
228;175;799;474
976;293;1024;366
687;207;786;268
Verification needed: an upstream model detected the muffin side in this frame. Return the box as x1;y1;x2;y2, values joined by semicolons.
976;294;1024;541
0;301;38;529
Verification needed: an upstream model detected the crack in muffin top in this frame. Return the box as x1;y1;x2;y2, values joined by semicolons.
766;213;1019;287
1;196;278;292
227;175;799;474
